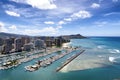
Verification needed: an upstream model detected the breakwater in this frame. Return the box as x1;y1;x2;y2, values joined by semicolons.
56;50;85;72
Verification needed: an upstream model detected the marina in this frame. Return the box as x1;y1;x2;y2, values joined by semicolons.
0;47;63;70
25;47;80;72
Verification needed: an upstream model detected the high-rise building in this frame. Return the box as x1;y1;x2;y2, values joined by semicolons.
0;46;3;54
15;38;22;52
10;37;15;44
0;38;4;46
45;40;53;47
55;37;63;47
0;38;4;54
23;43;34;51
21;37;26;47
45;37;54;47
25;37;31;44
2;38;13;54
34;39;46;50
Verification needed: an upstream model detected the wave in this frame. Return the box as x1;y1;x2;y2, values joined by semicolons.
97;45;107;49
109;57;116;62
109;57;120;64
98;55;103;58
108;49;120;53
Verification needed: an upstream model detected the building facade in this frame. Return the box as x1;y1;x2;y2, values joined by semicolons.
23;43;34;51
34;39;46;50
15;38;22;52
2;38;13;54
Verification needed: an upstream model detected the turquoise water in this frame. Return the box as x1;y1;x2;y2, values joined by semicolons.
0;37;120;80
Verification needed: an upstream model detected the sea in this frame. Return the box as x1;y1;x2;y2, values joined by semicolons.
0;37;120;80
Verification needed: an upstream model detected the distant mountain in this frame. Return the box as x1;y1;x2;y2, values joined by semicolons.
69;34;86;39
0;32;28;38
61;34;86;39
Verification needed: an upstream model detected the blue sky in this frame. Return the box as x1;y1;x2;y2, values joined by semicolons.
0;0;120;36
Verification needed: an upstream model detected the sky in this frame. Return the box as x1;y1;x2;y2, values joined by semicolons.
0;0;120;36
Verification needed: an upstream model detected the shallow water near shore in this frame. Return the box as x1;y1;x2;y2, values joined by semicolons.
1;37;120;80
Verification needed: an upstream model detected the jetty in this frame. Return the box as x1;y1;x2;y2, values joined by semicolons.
56;50;85;72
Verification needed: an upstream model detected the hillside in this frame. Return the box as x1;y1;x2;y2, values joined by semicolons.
0;32;86;39
0;32;28;38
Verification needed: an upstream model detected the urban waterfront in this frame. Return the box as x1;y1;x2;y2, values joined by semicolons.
0;37;120;80
0;0;120;80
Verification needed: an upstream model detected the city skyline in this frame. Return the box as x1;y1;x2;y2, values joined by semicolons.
0;0;120;36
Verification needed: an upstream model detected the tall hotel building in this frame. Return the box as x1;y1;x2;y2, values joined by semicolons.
34;39;46;50
3;38;13;54
15;38;22;52
0;38;4;54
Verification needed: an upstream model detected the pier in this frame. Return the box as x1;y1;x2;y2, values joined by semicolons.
56;50;85;72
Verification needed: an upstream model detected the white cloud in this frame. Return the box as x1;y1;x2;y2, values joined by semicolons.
71;10;92;19
57;10;92;26
24;26;62;35
0;22;4;27
5;10;20;17
0;22;8;32
64;18;72;21
56;26;62;29
44;21;54;24
11;0;57;10
9;25;17;30
3;5;38;18
91;3;100;8
58;21;65;25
